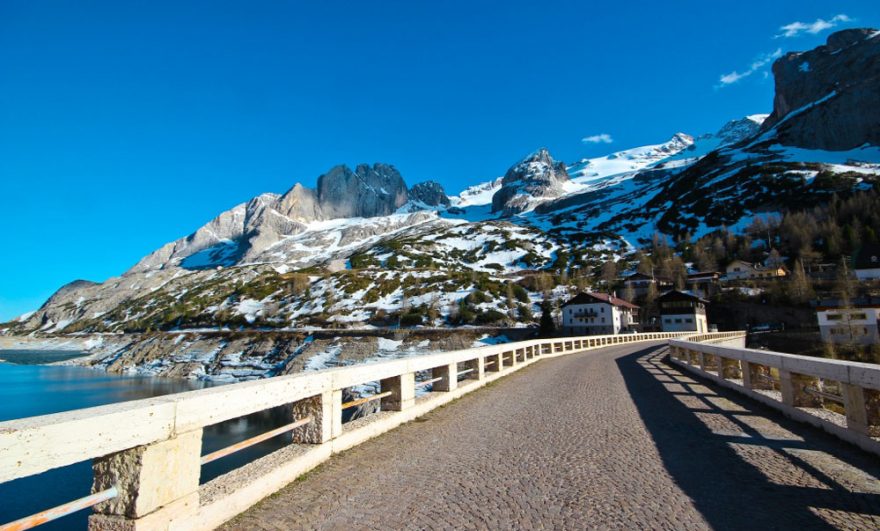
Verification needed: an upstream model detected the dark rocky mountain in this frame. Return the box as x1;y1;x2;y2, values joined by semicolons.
409;181;451;207
763;28;880;151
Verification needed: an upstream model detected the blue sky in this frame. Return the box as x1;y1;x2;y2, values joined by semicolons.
1;1;877;321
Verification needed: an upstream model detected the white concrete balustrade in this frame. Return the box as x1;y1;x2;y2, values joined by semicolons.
1;331;743;530
668;337;880;456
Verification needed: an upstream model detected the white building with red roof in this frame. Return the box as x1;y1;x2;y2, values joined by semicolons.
561;292;640;336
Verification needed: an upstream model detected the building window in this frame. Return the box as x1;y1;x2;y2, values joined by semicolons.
675;318;682;324
685;318;693;323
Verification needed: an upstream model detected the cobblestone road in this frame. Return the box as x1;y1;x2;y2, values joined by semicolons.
223;343;880;530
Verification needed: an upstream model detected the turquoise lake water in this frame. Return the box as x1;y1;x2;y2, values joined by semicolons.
0;350;290;530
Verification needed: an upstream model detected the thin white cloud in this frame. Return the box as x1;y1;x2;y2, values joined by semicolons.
777;14;852;38
717;48;782;88
582;133;613;144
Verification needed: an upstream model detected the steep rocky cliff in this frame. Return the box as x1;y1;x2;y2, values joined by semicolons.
409;181;451;207
762;28;880;150
316;163;408;219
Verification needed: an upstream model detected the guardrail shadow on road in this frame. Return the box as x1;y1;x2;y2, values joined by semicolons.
616;346;880;529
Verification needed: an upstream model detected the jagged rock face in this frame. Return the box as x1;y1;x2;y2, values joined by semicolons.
317;163;408;219
277;183;322;222
492;149;570;215
129;163;413;273
409;181;450;206
763;28;880;150
714;115;766;146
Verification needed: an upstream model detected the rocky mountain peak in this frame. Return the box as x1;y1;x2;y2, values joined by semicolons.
318;163;409;219
714;115;767;146
491;148;570;215
409;181;450;207
762;28;880;150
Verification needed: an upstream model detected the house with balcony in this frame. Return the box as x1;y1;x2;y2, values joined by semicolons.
561;292;639;336
815;296;880;345
658;290;709;333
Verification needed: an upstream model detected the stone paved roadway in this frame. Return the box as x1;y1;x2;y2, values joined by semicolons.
223;342;880;530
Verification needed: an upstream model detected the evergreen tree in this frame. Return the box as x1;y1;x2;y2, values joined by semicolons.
539;299;556;338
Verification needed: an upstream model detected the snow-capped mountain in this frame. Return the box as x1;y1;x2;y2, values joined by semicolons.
568;132;695;184
6;28;880;337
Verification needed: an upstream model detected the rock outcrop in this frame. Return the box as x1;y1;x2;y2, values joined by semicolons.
714;115;767;146
129;163;412;273
317;163;408;219
408;181;451;207
491;149;570;215
762;28;880;150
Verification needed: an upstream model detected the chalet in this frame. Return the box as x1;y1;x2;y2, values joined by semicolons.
561;292;639;336
753;263;787;279
724;260;787;281
854;244;880;281
725;260;754;281
622;272;672;297
816;296;880;346
657;290;709;333
686;271;720;298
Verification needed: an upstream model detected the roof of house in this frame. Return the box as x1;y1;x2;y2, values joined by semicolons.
623;272;672;283
562;292;640;310
726;259;753;267
657;290;709;304
854;243;880;270
814;296;880;310
687;271;720;280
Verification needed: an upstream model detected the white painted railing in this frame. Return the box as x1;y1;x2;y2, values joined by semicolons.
668;338;880;456
0;331;733;530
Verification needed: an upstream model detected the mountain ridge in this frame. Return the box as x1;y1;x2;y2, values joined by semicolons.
5;28;880;336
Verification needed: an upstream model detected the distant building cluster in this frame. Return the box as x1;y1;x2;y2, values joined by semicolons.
561;289;710;336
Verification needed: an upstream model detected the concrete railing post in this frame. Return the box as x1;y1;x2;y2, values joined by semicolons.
780;370;822;407
842;384;869;435
432;363;458;392
381;372;415;411
741;361;754;389
89;430;202;530
331;389;344;438
291;392;333;444
698;352;707;372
